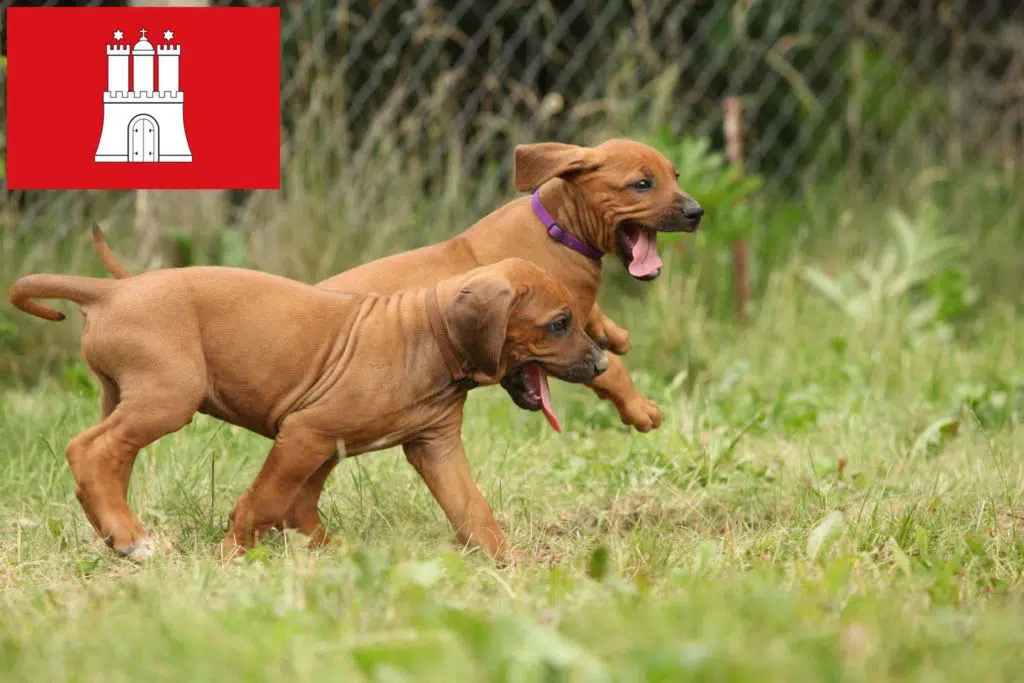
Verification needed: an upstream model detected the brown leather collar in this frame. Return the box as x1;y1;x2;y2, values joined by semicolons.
425;287;472;386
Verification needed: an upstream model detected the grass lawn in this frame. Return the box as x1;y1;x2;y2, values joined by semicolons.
1;256;1022;682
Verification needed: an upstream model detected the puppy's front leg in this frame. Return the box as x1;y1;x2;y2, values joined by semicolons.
403;427;509;562
585;302;631;355
222;417;338;557
275;454;341;548
586;354;663;433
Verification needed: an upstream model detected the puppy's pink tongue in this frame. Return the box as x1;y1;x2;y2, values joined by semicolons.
526;364;561;433
628;228;663;277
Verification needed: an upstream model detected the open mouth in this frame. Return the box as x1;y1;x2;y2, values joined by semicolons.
616;224;663;281
616;210;702;281
499;363;561;432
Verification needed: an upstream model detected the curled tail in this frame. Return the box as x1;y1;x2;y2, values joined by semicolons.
92;223;134;279
8;274;115;322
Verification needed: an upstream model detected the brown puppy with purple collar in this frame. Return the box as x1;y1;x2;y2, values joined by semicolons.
9;258;607;561
91;138;703;542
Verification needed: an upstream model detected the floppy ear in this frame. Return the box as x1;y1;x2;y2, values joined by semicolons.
513;142;600;192
444;275;521;379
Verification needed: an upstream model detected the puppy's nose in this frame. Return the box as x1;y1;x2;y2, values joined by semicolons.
683;205;704;221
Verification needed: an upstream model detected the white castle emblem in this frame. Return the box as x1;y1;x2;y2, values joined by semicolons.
95;28;192;163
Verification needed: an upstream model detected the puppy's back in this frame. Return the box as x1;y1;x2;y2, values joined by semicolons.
82;266;373;431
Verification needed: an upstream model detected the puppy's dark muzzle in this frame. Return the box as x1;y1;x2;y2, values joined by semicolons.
659;204;703;233
563;342;608;384
683;204;704;228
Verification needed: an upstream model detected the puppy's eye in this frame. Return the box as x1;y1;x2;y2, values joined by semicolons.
632;178;653;191
547;316;570;336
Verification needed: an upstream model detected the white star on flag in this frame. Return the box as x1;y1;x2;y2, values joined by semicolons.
113;29;124;41
163;29;174;41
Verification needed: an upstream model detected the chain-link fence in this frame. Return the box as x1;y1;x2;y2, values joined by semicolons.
2;1;1023;263
278;0;1024;182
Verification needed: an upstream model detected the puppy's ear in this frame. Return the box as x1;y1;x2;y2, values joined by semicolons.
513;142;600;192
445;275;522;379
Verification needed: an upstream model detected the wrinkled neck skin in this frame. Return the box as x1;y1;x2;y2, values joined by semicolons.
377;288;472;405
310;289;470;456
537;178;612;256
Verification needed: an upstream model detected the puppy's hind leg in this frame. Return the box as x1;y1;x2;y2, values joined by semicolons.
98;374;120;419
67;384;201;560
96;375;140;508
96;375;139;523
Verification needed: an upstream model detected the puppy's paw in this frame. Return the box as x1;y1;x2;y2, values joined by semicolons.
282;525;333;551
618;395;663;433
305;525;333;550
587;321;631;356
218;536;246;562
125;536;157;562
106;522;156;561
494;545;526;568
109;534;158;562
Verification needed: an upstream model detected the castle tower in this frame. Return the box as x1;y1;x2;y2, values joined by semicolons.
106;44;130;93
157;44;181;94
132;29;155;93
96;27;192;163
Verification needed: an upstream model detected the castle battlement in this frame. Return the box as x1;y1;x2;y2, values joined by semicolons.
156;45;181;55
106;45;132;55
104;91;184;103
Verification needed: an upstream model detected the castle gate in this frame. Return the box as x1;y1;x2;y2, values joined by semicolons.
128;114;160;162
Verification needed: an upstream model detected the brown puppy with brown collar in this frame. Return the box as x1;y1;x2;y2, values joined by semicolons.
9;257;607;561
92;138;703;541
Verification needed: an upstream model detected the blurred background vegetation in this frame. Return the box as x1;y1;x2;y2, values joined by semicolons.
1;0;1021;386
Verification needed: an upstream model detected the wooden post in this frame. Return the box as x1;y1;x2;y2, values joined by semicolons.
130;0;224;268
723;96;749;324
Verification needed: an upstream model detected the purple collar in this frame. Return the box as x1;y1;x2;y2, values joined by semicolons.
530;191;603;261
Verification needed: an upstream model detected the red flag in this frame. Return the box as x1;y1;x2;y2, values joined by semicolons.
6;7;281;190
